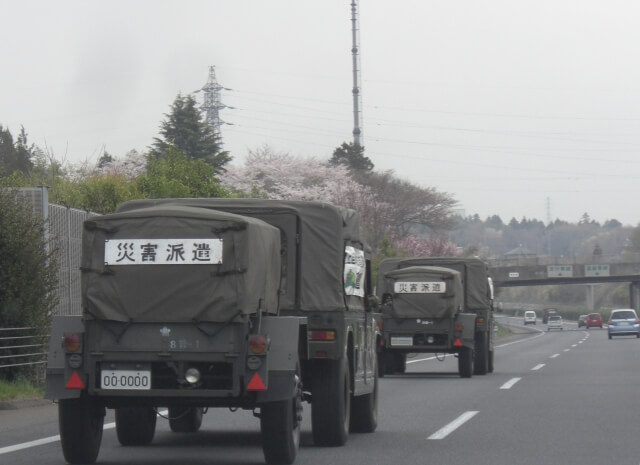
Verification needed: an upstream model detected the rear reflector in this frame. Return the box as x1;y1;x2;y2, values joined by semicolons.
453;338;463;347
65;370;85;389
246;372;266;391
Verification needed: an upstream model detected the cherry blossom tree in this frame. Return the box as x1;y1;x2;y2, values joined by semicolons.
394;235;460;257
222;146;459;258
221;146;360;202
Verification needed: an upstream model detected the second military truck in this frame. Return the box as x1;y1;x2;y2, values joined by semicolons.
376;257;495;377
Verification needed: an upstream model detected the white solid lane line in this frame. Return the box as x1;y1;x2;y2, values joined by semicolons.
499;377;522;390
531;364;545;371
0;436;60;455
0;410;171;456
428;411;479;440
0;421;116;456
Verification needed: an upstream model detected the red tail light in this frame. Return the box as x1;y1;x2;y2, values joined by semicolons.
63;333;81;352
309;330;336;341
248;335;267;354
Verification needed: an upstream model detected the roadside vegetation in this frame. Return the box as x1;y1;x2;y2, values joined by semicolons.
0;377;43;402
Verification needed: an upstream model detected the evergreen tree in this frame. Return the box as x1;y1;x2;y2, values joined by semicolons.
0;125;34;176
150;94;231;172
329;142;373;172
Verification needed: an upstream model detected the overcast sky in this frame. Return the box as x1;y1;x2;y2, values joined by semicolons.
2;0;639;226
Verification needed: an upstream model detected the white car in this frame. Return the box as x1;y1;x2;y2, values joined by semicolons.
547;315;563;331
523;311;537;325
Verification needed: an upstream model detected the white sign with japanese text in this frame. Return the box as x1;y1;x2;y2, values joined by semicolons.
105;239;223;265
394;281;446;294
344;246;365;297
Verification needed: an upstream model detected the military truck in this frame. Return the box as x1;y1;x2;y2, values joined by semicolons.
376;257;495;377
115;198;379;445
45;199;378;464
44;205;306;464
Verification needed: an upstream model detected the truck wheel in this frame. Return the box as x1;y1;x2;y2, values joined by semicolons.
473;332;489;375
384;353;395;375
59;397;104;464
377;352;386;378
261;369;302;465
458;347;473;378
350;355;378;433
312;357;351;446
168;407;203;433
394;353;407;374
115;407;157;446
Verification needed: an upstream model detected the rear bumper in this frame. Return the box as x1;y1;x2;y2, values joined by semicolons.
608;324;640;335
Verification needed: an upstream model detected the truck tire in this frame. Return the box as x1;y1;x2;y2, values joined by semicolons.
350;355;378;433
261;369;302;465
377;352;386;378
312;357;351;446
473;332;489;375
394;353;407;374
115;407;157;446
383;353;395;375
458;347;473;378
168;407;203;433
59;397;104;464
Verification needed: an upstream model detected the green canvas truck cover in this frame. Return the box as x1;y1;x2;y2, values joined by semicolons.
379;266;462;319
117;198;366;313
81;205;281;323
377;257;491;311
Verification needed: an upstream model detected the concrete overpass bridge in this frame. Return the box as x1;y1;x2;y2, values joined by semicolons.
488;254;640;311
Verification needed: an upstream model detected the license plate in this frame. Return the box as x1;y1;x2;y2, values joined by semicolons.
101;370;151;390
391;336;413;346
619;322;629;326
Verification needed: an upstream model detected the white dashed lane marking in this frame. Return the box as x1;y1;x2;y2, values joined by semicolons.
428;411;479;440
500;377;522;390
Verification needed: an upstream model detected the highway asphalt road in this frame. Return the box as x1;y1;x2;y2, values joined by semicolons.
2;315;639;465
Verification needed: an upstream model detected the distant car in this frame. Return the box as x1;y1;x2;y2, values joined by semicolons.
607;309;640;339
585;312;603;329
523;311;537;325
578;314;587;328
547;315;563;331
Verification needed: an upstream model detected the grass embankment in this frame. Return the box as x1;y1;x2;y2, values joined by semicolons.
0;378;43;402
495;323;513;339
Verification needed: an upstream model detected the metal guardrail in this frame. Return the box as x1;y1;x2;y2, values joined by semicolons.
0;327;48;370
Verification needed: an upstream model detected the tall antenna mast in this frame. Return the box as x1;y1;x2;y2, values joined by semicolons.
350;0;362;146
